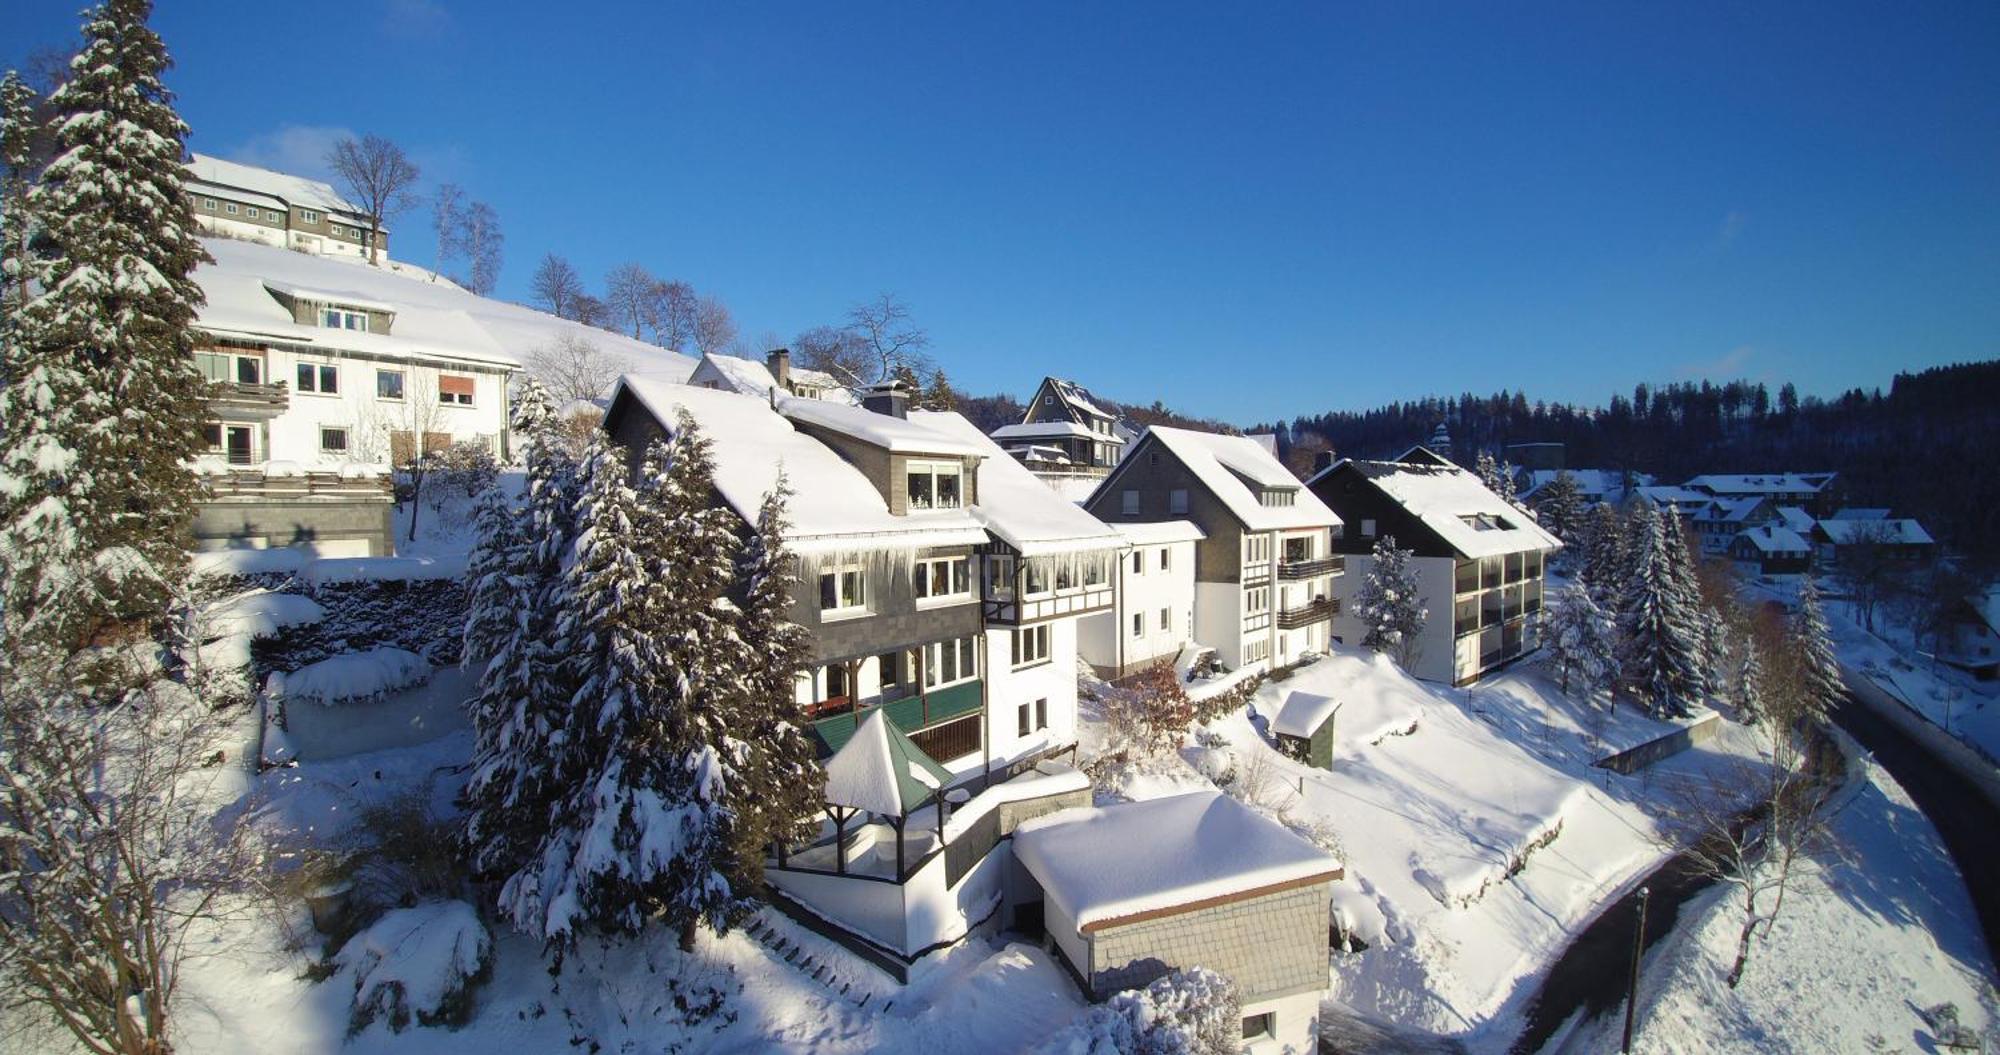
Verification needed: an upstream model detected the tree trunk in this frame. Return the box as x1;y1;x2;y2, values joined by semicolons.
1726;914;1757;988
678;917;698;954
406;468;425;542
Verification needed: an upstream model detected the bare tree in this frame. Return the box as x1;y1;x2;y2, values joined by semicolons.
1665;635;1843;990
691;294;737;356
0;609;257;1055
457;201;503;295
649;279;697;351
429;181;463;280
1832;519;1906;632
792;323;871;386
325;133;420;266
527;331;631;403
529;253;584;319
604;262;657;339
846;292;932;383
352;374;455;542
571;293;608;329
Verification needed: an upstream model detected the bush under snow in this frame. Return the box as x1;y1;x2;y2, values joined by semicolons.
335;900;492;1034
268;648;432;706
1036;966;1242;1055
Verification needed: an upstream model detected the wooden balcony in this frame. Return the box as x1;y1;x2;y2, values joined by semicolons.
1277;555;1344;580
206;380;290;421
1276;597;1339;630
201;469;393;503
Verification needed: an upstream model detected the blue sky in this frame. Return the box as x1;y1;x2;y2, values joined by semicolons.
5;1;1996;424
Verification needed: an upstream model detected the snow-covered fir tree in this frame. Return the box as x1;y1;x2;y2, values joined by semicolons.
460;421;589;891
1545;582;1619;701
0;71;34;316
1577;502;1628;601
1737;639;1768;725
509;373;558;438
1618;502;1704;718
1496;458;1521;507
730;470;824;879
1538;469;1584;543
919;368;958;411
2;0;209;650
1475;450;1505;496
1660;513;1716;695
1792;577;1844;724
1353;535;1427;670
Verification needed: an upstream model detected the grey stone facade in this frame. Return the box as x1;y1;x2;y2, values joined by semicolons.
1087;880;1332;1002
1083;434;1247;584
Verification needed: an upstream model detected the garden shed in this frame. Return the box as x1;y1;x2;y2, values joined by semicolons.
1271;691;1339;770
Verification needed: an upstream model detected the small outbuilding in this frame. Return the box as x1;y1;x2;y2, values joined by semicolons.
1012;790;1342;1054
1270;691;1340;770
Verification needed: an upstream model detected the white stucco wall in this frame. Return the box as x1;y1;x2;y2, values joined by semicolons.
1331;553;1458;683
212;345;511;468
1080;540;1198;676
1194;580;1246;667
984;617;1080;768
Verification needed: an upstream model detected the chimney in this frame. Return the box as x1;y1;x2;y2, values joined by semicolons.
1314;449;1338;473
766;348;792;393
862;378;911;419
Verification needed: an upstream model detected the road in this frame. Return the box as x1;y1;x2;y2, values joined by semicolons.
1828;686;2000;965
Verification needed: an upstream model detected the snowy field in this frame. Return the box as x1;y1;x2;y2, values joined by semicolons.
1552;758;1999;1054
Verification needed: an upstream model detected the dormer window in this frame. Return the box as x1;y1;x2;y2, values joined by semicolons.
320;307;369;332
1460;513;1513;532
1259;489;1296;507
906;460;963;511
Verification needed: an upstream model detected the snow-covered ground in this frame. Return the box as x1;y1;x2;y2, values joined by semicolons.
1553;758;1999;1054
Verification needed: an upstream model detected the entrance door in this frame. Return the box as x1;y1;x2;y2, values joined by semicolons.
225;425;254;465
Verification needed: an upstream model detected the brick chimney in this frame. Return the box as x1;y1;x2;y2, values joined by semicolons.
766;348;792;394
862;379;911;419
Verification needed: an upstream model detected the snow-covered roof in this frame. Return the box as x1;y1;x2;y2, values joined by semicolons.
915;413;1124;558
992;421;1097;441
1322;458;1560;559
1271;691;1339;739
1143;426;1340;532
777;396;988;456
1815;518;1934;546
1045;376;1115;421
185;153;363;216
1774;506;1817;534
196;239;696;382
1831;507;1891;521
1695;496;1768;524
688;352;853;404
1685;472;1836;495
822;710;953;817
1111;520;1206;546
1967;587;2000;635
1013;791;1341;932
261;280;398;315
1634;485;1714;510
1734;523;1810;554
1518;468;1653;501
609;378;988;555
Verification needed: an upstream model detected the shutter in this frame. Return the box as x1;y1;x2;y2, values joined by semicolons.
389;430;414;465
424;431;452;455
438;374;475;398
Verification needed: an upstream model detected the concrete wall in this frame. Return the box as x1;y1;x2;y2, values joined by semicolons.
193;495;393;557
1594;712;1723;774
1086;879;1332;1003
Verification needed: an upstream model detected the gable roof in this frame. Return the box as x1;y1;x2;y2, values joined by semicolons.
1112;520;1206;546
607;378;987;555
1137;426;1340;532
1517;468;1654;502
1271;692;1340;739
1814;518;1934;546
1685;472;1837;495
1039;376;1115;421
185;153;364;217
1694;496;1770;524
1774;506;1817;534
914;412;1124;558
1831;507;1891;520
1734;523;1810;554
823;710;953;817
688;352;853;404
1313;458;1560;559
777;396;988;456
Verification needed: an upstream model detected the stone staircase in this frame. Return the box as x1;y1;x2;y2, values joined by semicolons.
740;912;890;1011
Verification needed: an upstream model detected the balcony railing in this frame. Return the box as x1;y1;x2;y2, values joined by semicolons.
1276;597;1339;630
200;469;392;502
207;380;290;421
1277;555;1345;580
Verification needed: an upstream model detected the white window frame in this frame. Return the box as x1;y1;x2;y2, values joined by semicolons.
905;459;964;511
376;368;406;402
1159;607;1170;632
437;374;476;407
202;197;216;209
224;202;238;215
1246;586;1270;615
319;426;349;453
1012;624;1051;668
319;307;369;332
301;209;319;224
921;635;977;689
1159;547;1170;571
818;566;867;617
1132;612;1144;638
913;556;971;605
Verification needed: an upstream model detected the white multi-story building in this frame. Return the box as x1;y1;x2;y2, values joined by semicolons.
184;153;388;262
1078;520;1205;680
1085;427;1343;671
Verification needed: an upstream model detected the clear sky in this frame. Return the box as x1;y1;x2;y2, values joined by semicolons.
5;1;1996;424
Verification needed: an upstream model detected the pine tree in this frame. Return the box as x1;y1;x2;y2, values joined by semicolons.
1578;502;1628;602
1353;535;1427;670
1619;503;1704;718
1496;459;1522;507
1;71;36;319
730;471;823;882
460;425;587;889
1737;640;1767;725
510;373;558;437
1539;470;1584;542
1475;450;1505;495
1545;583;1618;701
1792;577;1843;724
919;368;958;412
2;0;210;650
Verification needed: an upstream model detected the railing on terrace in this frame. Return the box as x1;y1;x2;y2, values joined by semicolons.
1278;555;1345;579
1276;598;1339;630
207;380;290;420
202;470;392;501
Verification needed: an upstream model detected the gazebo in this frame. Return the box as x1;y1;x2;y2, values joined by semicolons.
820;710;957;878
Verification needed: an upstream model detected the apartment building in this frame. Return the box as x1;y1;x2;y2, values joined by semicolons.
184;153;388;262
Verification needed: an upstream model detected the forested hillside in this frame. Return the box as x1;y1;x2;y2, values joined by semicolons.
1254;360;2000;560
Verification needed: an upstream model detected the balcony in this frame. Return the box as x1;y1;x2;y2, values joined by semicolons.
207;380;290;421
1276;597;1339;630
1277;555;1344;580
